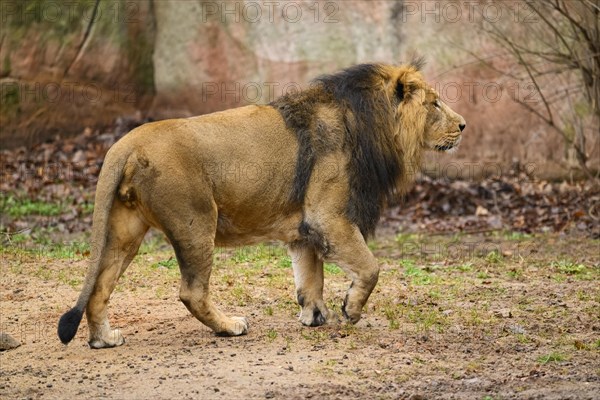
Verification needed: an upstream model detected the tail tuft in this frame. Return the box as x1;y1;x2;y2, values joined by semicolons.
58;308;84;344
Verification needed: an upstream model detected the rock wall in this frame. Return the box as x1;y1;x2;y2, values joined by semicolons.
1;0;405;147
151;0;404;117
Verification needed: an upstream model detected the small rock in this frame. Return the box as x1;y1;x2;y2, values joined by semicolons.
494;308;512;318
506;324;526;335
72;150;86;164
0;333;21;351
475;205;489;216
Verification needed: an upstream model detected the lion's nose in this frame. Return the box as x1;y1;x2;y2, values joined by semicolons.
459;123;466;132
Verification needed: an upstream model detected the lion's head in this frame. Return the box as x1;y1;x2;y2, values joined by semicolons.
384;62;466;156
273;60;466;237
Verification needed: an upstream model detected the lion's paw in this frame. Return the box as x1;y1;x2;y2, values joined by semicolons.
231;316;249;335
299;303;336;327
341;299;362;325
89;328;125;349
216;317;248;336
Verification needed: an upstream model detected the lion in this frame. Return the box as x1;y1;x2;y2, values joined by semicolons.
58;60;466;348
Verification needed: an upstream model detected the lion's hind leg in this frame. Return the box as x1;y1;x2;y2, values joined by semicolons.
170;227;248;336
288;244;333;326
86;200;149;348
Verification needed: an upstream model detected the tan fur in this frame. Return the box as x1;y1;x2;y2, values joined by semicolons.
58;63;465;348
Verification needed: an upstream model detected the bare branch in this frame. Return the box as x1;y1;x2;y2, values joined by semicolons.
474;0;599;176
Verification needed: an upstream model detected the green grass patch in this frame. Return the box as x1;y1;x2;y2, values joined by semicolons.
485;250;503;264
553;260;589;276
324;263;342;275
537;352;566;364
44;241;89;259
477;271;490;279
79;202;94;215
453;262;474;272
402;261;435;285
57;270;83;288
0;238;90;260
277;257;292;269
264;305;274;316
407;307;449;332
515;334;531;344
1;194;67;217
229;244;287;265
152;257;178;270
507;268;523;279
4;232;29;245
399;259;416;269
383;305;401;330
266;328;278;341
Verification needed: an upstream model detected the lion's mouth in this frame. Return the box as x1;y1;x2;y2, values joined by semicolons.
435;143;455;151
434;135;461;152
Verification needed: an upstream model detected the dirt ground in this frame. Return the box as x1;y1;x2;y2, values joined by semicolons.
1;231;599;399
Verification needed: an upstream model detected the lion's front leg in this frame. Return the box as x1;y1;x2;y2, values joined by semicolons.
288;244;333;327
320;220;380;324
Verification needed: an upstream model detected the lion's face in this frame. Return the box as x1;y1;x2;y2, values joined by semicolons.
387;65;466;157
422;89;466;152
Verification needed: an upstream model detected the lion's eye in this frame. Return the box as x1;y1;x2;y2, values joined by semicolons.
433;100;441;109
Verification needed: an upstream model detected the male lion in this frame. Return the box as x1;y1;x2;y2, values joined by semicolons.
58;61;465;348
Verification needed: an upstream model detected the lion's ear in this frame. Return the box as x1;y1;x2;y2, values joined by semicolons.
396;79;416;102
396;81;405;101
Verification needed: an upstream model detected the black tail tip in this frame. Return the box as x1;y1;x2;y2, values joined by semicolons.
58;308;83;344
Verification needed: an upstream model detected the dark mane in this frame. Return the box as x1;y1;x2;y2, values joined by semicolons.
271;87;333;204
271;63;403;238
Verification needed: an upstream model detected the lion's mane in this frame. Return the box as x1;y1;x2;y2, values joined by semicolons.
271;61;428;237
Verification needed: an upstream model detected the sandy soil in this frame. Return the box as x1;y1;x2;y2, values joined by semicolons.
1;233;599;399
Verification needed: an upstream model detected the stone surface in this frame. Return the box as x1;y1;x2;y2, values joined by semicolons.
0;1;405;147
0;333;21;351
150;1;404;118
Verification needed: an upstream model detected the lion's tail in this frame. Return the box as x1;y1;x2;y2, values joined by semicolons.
57;144;130;344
